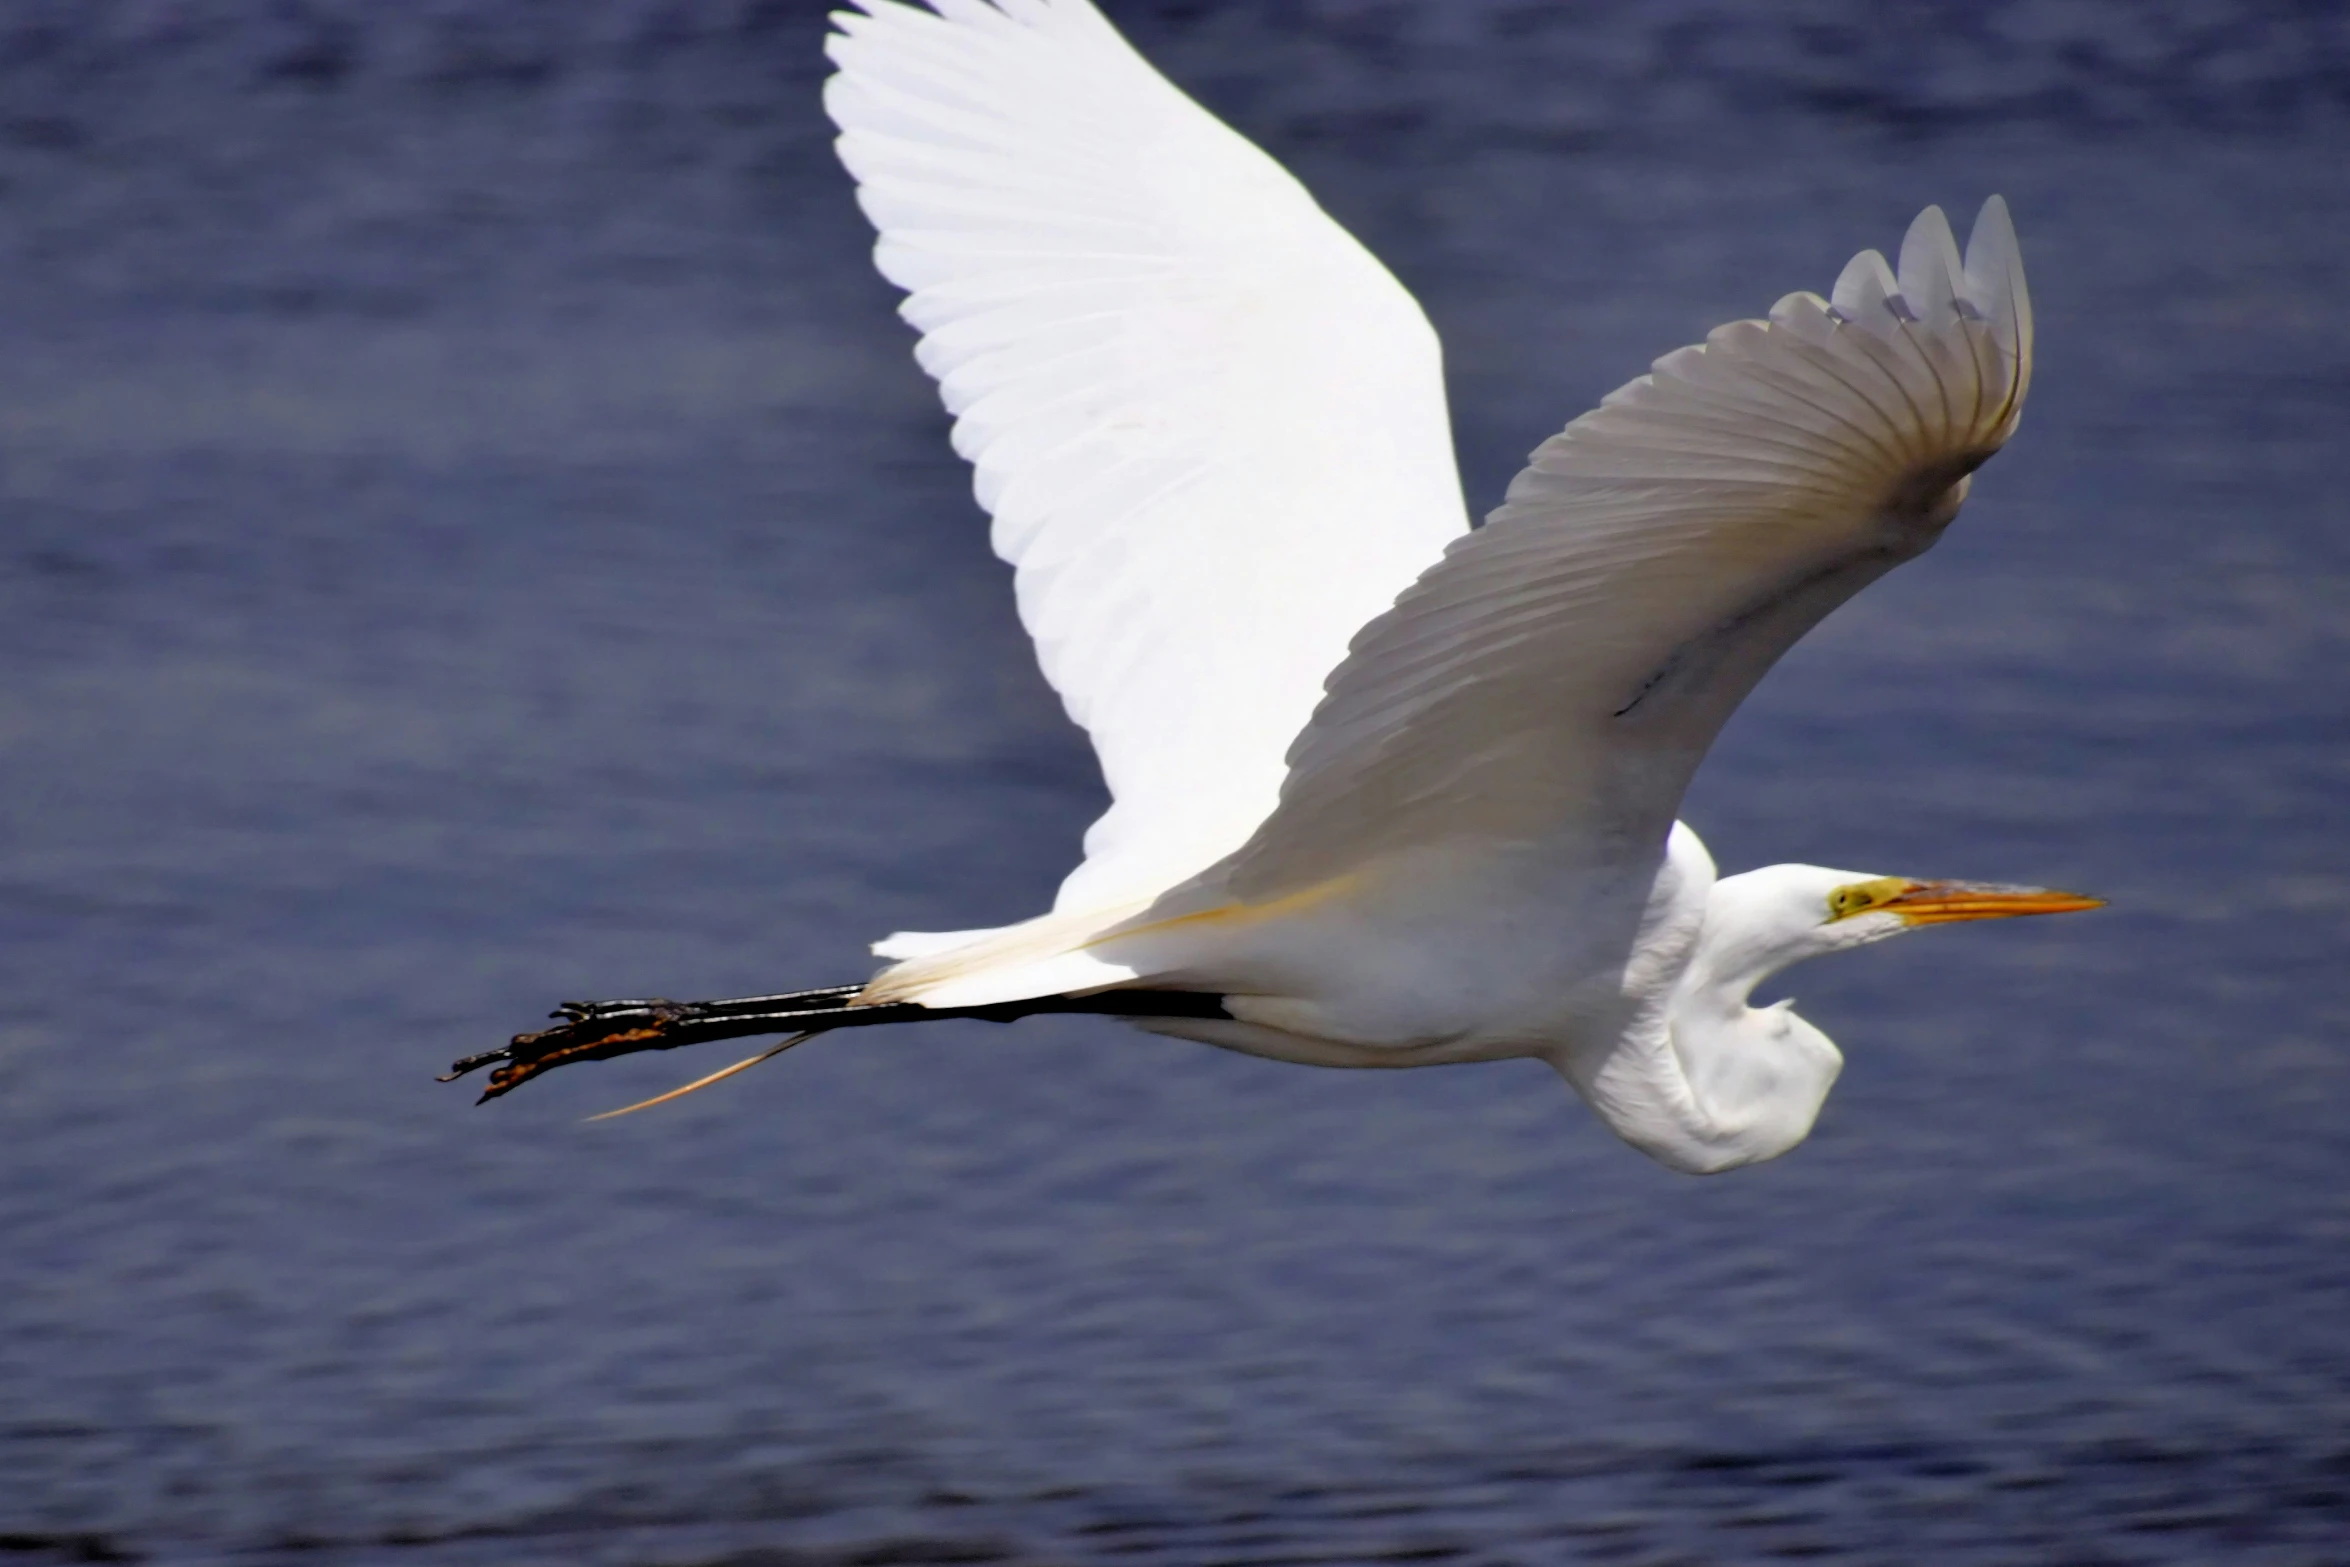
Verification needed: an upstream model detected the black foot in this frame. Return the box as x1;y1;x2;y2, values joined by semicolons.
444;983;1235;1106
439;999;703;1104
442;985;870;1104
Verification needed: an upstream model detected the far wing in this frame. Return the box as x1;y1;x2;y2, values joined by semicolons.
826;0;1470;921
1210;200;2034;902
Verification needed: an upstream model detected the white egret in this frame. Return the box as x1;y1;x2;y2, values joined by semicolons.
445;0;2101;1174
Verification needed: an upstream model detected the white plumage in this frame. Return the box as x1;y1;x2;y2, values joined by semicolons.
829;0;1469;923
466;0;2099;1170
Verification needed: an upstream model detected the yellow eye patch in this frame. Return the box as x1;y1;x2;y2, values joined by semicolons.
1827;876;1914;920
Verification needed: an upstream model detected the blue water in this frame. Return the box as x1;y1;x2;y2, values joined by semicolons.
3;3;2347;1563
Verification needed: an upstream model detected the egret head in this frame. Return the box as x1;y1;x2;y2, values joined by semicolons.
1605;861;2105;1174
1699;863;2104;997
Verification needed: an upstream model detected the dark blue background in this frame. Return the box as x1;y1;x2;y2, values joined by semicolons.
3;3;2346;1562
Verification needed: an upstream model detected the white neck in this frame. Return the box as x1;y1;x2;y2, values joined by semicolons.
1551;829;1849;1174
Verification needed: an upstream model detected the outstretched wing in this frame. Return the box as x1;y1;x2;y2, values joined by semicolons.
826;0;1470;922
1210;200;2034;902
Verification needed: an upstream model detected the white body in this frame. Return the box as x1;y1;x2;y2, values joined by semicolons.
822;0;2056;1173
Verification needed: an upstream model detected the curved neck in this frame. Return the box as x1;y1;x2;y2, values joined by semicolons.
1562;999;1841;1175
1552;836;1846;1174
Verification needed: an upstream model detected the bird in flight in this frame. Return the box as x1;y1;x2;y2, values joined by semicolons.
444;0;2101;1173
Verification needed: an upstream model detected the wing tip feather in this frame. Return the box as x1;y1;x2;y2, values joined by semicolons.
1961;193;2032;378
1828;247;1900;339
1896;204;1963;329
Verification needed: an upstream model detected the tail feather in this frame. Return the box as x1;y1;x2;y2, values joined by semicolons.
857;896;1156;1007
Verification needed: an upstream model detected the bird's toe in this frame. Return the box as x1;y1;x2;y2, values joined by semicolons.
444;999;710;1103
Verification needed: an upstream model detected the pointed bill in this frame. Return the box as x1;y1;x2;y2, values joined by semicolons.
1883;881;2105;926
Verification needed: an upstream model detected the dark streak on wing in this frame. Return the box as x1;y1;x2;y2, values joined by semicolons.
1612;553;1863;719
1616;502;1964;737
1609;459;1987;727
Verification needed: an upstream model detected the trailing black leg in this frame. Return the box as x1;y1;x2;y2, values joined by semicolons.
445;985;1232;1104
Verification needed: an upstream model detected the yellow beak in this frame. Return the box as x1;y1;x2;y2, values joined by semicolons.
1884;881;2107;926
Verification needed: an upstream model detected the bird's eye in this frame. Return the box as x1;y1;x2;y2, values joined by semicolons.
1827;877;1911;920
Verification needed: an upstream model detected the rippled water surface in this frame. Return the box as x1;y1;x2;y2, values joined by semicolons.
3;3;2347;1563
